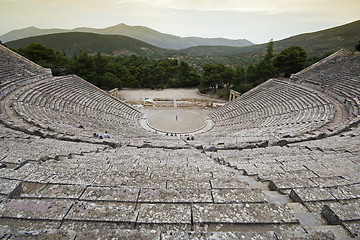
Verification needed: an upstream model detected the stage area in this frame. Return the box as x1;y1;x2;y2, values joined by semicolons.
147;110;206;134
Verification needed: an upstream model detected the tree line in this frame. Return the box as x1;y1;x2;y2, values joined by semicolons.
198;40;307;94
12;41;308;96
15;43;200;90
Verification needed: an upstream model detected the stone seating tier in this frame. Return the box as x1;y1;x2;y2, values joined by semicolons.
291;50;360;118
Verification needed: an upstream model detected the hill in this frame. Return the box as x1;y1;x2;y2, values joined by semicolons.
5;32;175;58
180;20;360;57
0;23;253;50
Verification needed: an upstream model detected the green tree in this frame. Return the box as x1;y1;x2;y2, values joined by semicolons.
72;51;97;85
274;46;307;77
256;39;277;81
17;43;54;62
244;63;258;82
94;52;108;76
99;72;122;90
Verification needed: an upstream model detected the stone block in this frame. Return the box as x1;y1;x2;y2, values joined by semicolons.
75;229;160;240
0;199;72;220
311;176;352;187
210;178;249;189
138;188;212;203
193;203;298;224
19;182;47;198
329;184;360;200
322;200;360;224
80;186;139;202
342;220;360;237
137;203;191;224
275;230;336;240
161;231;277;240
11;229;77;240
39;184;85;199
290;188;335;202
269;178;317;190
65;201;137;222
0;178;21;195
167;179;211;189
212;188;266;203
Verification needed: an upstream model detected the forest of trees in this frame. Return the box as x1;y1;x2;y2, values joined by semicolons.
198;41;308;95
15;43;200;90
13;41;308;97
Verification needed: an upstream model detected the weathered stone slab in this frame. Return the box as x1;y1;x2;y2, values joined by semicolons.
275;230;336;240
0;199;72;220
311;176;352;187
19;182;47;198
47;172;96;185
24;170;54;183
138;188;212;203
0;178;21;195
122;178;165;189
278;170;318;179
0;218;62;232
137;203;191;224
167;179;211;189
210;178;249;189
322;200;360;224
80;186;139;202
161;231;277;240
92;175;128;186
342;220;360;238
212;188;266;203
193;203;298;224
38;184;85;199
269;178;317;190
11;229;77;240
75;229;160;240
290;188;335;202
329;184;360;200
0;164;38;180
65;201;137;222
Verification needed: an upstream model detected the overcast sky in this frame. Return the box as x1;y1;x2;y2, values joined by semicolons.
0;0;359;44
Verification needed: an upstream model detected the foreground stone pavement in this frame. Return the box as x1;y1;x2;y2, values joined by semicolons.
1;45;360;239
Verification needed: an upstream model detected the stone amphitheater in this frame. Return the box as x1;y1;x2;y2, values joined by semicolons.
0;44;359;239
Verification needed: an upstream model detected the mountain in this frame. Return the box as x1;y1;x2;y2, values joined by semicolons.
0;24;253;50
5;32;175;58
179;20;360;57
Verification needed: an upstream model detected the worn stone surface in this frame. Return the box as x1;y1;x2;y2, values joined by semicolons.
0;178;21;195
37;184;85;199
161;231;277;240
80;186;139;202
10;229;77;240
65;201;137;222
167;179;211;189
212;188;266;203
329;184;360;200
138;188;212;203
290;188;336;202
342;220;360;237
210;178;249;189
322;200;360;223
275;230;336;240
0;218;62;232
75;229;160;240
193;203;299;224
19;182;47;198
137;203;191;224
269;178;317;190
0;163;39;180
310;176;352;188
0;199;72;220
